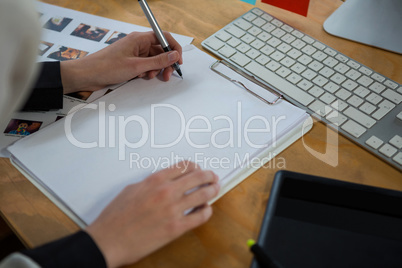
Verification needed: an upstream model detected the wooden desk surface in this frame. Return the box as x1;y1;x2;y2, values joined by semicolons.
0;0;401;267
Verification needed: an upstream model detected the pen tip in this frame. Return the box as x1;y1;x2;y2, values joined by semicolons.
247;239;256;248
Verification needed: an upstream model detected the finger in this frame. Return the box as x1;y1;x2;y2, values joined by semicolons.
180;182;220;212
162;66;174;81
176;170;219;194
136;51;180;75
182;205;213;229
148;161;199;183
163;32;183;64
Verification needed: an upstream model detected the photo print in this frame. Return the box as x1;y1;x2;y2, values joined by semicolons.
38;41;54;56
43;16;73;32
71;23;109;42
105;31;127;44
48;46;89;61
4;119;42;136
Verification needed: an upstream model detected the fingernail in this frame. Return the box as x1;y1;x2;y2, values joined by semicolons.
168;51;178;62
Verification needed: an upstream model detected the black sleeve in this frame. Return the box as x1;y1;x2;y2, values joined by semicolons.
21;231;107;268
21;61;64;111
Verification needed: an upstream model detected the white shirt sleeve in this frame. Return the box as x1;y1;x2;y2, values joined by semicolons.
0;253;41;268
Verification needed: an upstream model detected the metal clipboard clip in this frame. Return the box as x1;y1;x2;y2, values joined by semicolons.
210;60;283;105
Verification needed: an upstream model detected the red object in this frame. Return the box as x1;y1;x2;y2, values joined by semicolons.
261;0;310;16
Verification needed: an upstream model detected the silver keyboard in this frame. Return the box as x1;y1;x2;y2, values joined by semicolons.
202;8;402;171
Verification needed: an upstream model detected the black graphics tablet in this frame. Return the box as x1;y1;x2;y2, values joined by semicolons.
251;170;402;268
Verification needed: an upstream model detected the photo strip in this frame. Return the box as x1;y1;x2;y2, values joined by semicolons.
4;119;42;136
48;45;89;61
43;16;73;32
105;31;127;44
71;23;109;42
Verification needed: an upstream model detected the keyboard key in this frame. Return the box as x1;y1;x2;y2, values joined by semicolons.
341;120;367;138
237;43;251;53
326;111;348;126
204;37;225;50
344;107;376;128
298;80;314;91
330;73;347;84
372;99;395;120
347;95;364;107
381;89;402;104
331;99;348;112
366;92;383;105
345;69;361;80
302;45;316;55
241;34;255;44
312;51;327;61
335;88;351;100
272;28;286;38
359;102;376;115
280;57;295;68
342;80;358;91
248;26;262;36
291;29;304;38
257;32;272;42
313;41;326;50
276;66;291;78
250;39;265;50
251;8;264;16
371;73;385;83
302;35;314;44
246;48;261;59
271;19;283;27
252;17;267;27
262;22;276;33
244;61;314;106
365;136;384;149
277;43;292;53
384;80;398;89
309;61;324;72
218;45;237;58
261;13;273;21
354;86;370;98
319;67;335;78
389;135;402;149
308;86;324;97
225;25;246;38
234;18;252;30
320;92;336;104
267;37;281;47
266;60;281;71
243;12;257;22
369;82;385;94
334;63;350;74
309;100;332;116
324;47;337;57
393;152;402;166
281;33;296;44
255;55;270;65
397;111;402;121
379;144;398;158
323;57;338;68
359;66;372;76
227;37;241;47
297;54;313;65
291;39;306;50
286;73;302;84
287;48;302;59
261;45;275;56
230;52;251;66
323;82;339;93
357;75;374;87
216;31;232;42
312;75;328;87
281;24;294;33
335;54;348;63
270;51;285;61
291;63;306;74
347;60;360;69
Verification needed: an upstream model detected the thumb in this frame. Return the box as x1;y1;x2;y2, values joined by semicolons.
140;51;180;72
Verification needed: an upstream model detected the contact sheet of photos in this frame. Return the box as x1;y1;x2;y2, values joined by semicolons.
0;2;193;157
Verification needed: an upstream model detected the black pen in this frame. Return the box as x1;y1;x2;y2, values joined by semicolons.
138;0;183;78
248;239;281;268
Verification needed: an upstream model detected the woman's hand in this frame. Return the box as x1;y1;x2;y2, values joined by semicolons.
60;31;183;94
85;161;220;268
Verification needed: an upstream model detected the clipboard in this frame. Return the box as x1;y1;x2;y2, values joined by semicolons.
251;170;402;268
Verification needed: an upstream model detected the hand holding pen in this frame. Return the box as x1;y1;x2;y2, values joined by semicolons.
138;0;183;78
